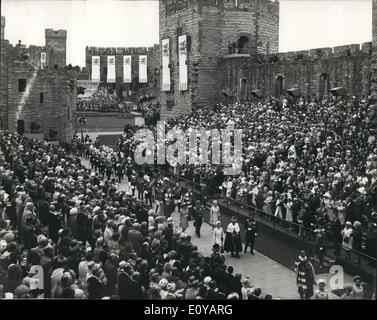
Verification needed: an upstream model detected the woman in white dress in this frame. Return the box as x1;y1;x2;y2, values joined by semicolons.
341;221;353;260
212;221;224;248
210;200;221;227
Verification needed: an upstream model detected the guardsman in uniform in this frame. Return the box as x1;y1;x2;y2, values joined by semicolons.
192;200;204;238
244;213;258;255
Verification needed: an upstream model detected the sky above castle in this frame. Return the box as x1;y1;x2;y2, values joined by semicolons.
1;0;372;67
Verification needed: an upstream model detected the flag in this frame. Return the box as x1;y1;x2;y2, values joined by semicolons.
178;35;188;91
91;56;100;82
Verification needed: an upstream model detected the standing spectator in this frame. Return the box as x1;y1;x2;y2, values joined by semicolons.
224;216;242;259
192;200;204;238
341;221;354;260
330;214;343;257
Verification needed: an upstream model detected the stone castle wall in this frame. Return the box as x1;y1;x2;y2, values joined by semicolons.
159;0;280;119
0;17;75;142
221;42;373;100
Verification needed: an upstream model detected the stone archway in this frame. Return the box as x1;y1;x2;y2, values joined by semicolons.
237;35;250;54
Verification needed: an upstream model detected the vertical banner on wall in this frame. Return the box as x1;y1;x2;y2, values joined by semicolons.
40;52;47;69
123;55;132;83
178;34;188;91
162;38;170;91
139;55;147;83
91;56;100;82
107;56;116;83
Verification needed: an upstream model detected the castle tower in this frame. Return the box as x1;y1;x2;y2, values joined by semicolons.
372;0;377;96
45;28;67;69
1;16;5;40
159;0;280;119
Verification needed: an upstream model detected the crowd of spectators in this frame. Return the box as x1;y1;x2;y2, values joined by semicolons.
0;131;273;299
117;95;377;259
77;89;120;112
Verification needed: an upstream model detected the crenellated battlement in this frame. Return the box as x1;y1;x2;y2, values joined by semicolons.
86;45;159;56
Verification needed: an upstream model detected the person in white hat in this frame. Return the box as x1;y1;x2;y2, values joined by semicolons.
224;216;242;258
314;279;329;300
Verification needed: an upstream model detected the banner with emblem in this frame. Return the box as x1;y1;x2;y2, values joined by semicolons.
40;52;47;69
91;56;100;82
123;55;132;83
162;38;170;91
107;55;116;83
178;34;188;91
139;55;147;83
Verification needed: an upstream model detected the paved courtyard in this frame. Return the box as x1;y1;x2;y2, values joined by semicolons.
81;158;354;299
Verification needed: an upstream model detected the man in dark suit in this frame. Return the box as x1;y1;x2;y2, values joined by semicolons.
206;280;226;300
244;214;258;254
117;263;144;300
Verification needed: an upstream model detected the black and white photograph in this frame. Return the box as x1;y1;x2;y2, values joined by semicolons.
0;0;376;305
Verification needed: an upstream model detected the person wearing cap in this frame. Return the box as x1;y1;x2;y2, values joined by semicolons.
212;221;224;250
341;221;353;260
224;216;242;258
295;250;316;300
192;200;204;238
244;213;257;255
366;222;377;262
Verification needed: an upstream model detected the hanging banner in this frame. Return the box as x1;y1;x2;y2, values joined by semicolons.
139;55;147;83
40;52;47;69
178;34;188;91
161;38;170;91
91;56;100;82
107;56;116;83
123;55;132;83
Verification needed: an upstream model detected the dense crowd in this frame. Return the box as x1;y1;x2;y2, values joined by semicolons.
77;89;120;112
117;96;377;260
139;98;161;126
0;131;276;300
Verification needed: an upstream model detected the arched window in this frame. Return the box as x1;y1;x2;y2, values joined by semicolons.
237;36;250;54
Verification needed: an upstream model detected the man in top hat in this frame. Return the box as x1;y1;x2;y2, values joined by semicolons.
244;213;258;255
224;216;242;258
